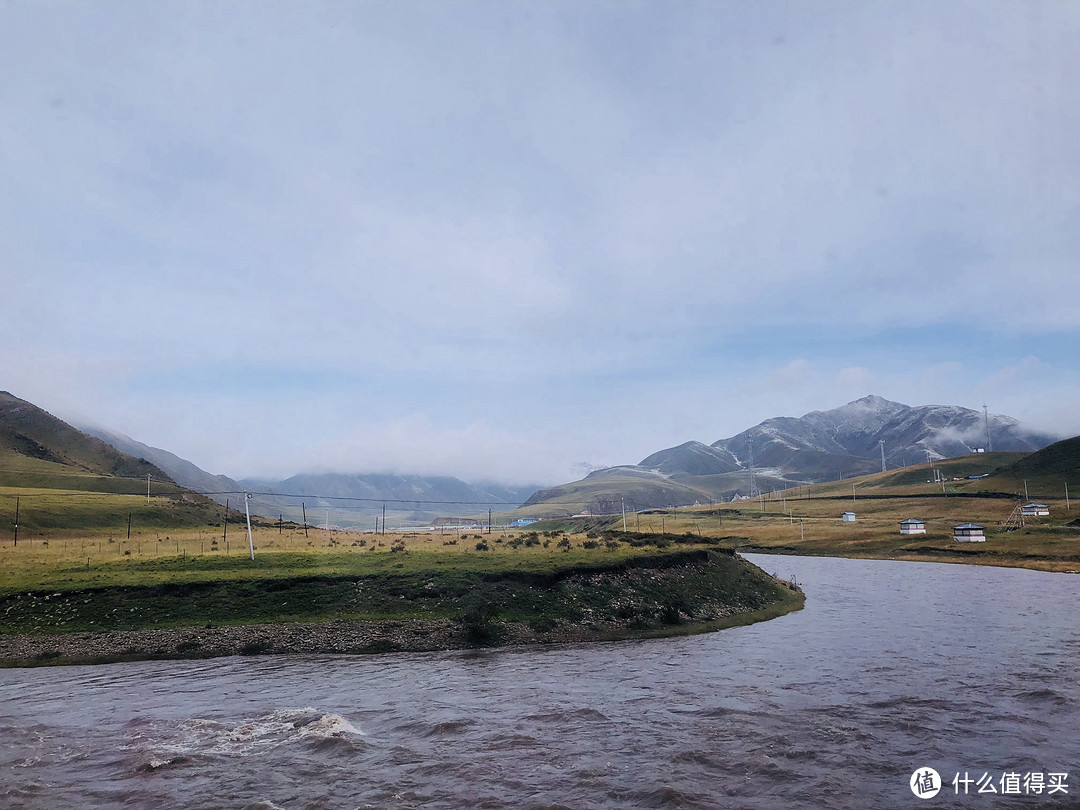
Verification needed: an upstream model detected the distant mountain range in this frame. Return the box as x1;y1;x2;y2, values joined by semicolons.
522;396;1060;513
77;420;541;528
3;389;1063;527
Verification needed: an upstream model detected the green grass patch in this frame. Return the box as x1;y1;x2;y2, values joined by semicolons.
0;547;797;638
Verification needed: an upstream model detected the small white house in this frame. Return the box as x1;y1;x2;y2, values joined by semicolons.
953;523;986;542
899;518;926;535
1021;503;1050;517
842;512;856;523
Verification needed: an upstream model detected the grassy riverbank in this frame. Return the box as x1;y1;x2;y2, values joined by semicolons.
0;536;803;666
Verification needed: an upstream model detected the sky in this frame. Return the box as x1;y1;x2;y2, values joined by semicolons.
2;1;1078;486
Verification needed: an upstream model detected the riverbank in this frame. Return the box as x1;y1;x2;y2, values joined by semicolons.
0;547;804;667
0;596;803;668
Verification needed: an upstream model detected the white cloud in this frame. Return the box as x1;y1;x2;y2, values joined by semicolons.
2;1;1077;484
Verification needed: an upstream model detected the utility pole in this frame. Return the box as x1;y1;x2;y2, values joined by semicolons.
223;499;229;543
127;512;132;540
1066;482;1071;510
983;404;992;452
880;440;886;473
13;496;18;547
244;492;255;561
488;509;492;535
302;502;308;539
621;497;626;532
147;474;151;504
382;504;386;535
748;440;756;499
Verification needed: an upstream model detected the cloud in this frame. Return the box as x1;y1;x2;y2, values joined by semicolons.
2;1;1077;484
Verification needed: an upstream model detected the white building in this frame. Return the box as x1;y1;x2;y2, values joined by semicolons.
899;518;926;535
842;512;856;523
953;523;986;542
1021;503;1050;517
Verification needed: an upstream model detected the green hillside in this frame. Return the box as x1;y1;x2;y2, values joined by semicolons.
0;392;238;533
982;436;1080;495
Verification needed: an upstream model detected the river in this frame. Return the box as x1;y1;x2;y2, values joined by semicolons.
1;555;1077;809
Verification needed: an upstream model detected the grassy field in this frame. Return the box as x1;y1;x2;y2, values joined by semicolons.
529;496;1079;573
0;522;691;593
0;522;802;648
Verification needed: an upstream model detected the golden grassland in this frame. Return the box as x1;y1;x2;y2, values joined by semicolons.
0;519;689;595
545;492;1080;573
2;488;1078;595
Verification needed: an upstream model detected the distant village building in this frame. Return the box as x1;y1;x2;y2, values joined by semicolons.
434;517;481;529
899;518;926;535
1021;503;1050;517
842;512;856;523
510;518;538;527
953;523;986;542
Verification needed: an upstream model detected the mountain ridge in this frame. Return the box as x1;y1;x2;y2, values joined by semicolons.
0;391;175;486
521;395;1060;514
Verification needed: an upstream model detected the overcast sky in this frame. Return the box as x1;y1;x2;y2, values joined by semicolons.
2;1;1078;485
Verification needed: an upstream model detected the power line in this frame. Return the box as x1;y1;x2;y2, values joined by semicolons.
198;489;544;507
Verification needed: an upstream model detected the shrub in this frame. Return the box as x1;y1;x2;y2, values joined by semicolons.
455;601;499;643
475;541;490;551
527;615;558;633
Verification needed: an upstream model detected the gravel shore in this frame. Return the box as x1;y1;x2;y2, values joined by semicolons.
0;616;698;667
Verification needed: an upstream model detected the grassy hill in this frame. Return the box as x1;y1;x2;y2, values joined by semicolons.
0;392;170;485
971;436;1080;499
0;392;242;534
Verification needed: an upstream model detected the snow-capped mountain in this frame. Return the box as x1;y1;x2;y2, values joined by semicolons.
695;395;1056;481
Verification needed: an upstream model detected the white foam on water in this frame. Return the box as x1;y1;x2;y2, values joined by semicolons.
163;708;363;756
295;712;363;739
